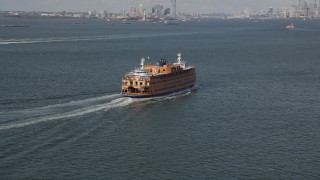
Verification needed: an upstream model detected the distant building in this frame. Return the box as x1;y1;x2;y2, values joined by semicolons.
99;10;107;18
309;0;318;17
130;7;138;17
171;0;176;19
139;2;144;17
299;0;302;11
164;8;171;16
318;0;320;17
289;6;300;18
268;7;274;14
243;8;251;18
302;0;308;17
152;4;163;17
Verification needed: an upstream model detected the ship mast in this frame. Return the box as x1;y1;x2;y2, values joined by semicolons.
140;58;145;69
177;53;182;64
175;53;186;69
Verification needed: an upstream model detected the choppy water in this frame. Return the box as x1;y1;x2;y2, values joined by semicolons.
1;18;320;179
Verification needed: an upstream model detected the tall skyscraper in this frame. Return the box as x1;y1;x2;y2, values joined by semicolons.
171;0;176;19
139;0;144;17
298;0;302;10
152;4;164;17
302;0;308;15
318;0;320;16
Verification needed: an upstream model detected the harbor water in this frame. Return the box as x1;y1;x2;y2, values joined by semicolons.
1;18;320;179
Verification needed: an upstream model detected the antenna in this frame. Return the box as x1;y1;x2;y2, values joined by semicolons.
177;53;182;64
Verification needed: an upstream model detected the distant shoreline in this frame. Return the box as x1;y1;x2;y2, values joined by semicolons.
0;15;94;19
1;14;320;21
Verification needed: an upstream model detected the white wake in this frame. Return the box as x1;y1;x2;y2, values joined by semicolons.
0;32;196;45
0;94;132;130
0;87;196;130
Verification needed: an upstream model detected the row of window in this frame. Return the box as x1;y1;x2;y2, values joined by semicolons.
122;81;150;87
123;73;194;88
122;78;194;94
122;88;151;94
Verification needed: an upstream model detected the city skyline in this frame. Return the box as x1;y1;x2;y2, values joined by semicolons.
1;0;294;13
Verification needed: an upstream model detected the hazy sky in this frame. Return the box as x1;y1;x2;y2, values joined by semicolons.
0;0;294;13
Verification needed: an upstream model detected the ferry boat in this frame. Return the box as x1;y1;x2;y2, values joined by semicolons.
121;53;196;98
164;20;179;25
286;23;295;30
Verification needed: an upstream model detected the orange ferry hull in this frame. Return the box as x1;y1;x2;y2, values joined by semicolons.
123;84;196;98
